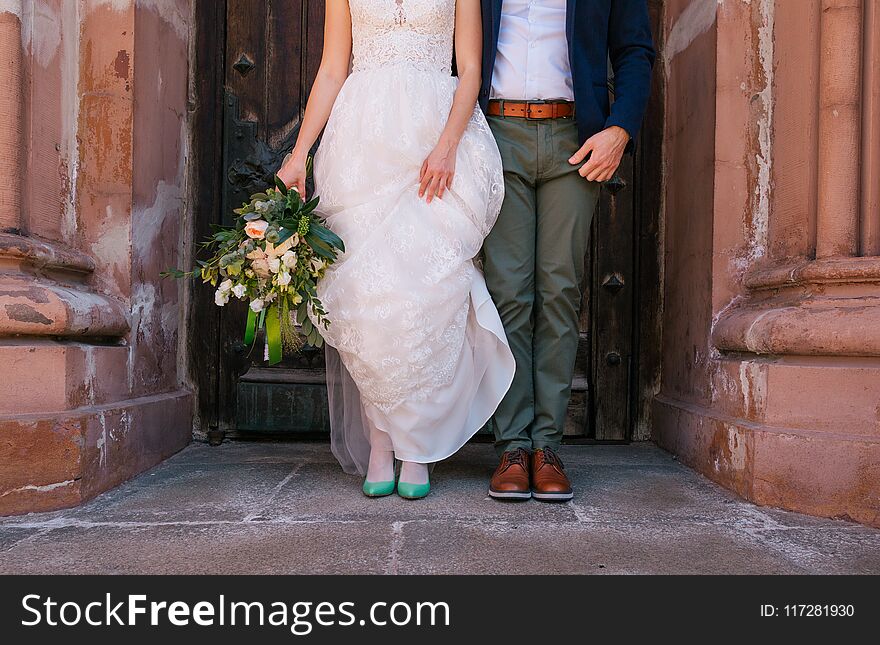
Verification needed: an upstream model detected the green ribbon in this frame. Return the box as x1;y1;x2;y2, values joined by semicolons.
265;303;283;365
244;308;257;345
244;304;282;364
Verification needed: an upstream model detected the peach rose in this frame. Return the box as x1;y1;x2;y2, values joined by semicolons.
251;258;271;278
244;219;269;239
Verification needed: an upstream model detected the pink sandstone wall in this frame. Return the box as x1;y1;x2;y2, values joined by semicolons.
655;0;717;408
0;0;193;515
654;0;880;528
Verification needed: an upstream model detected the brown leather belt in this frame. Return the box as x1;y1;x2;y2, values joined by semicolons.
487;100;575;120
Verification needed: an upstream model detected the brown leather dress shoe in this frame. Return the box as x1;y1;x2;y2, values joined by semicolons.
489;448;532;500
531;448;573;501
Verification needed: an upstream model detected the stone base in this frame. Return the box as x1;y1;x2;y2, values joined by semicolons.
653;359;880;528
0;390;192;515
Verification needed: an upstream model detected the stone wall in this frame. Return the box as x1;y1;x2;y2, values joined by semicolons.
0;0;193;515
655;0;880;528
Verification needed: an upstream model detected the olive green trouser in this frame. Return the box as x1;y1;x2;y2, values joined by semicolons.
484;114;600;455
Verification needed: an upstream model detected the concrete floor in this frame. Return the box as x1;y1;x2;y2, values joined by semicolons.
0;441;878;575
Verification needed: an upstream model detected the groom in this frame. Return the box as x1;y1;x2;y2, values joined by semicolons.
481;0;655;501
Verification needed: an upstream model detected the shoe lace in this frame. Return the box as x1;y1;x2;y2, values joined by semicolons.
504;449;527;469
540;449;564;470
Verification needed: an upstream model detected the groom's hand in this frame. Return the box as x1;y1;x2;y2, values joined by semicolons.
568;126;630;183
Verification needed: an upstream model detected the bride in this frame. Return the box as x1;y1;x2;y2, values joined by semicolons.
278;0;514;499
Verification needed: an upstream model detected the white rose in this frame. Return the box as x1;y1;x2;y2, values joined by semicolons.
214;289;230;307
219;279;233;293
282;250;297;268
232;284;247;299
268;257;281;274
277;271;292;286
249;299;265;313
310;257;326;272
244;219;269;239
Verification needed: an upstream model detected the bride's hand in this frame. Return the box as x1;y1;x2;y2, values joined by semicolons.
278;151;308;199
419;140;457;204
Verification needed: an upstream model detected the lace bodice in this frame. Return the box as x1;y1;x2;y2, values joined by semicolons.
349;0;456;74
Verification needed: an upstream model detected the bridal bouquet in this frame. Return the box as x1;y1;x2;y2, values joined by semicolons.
165;176;344;364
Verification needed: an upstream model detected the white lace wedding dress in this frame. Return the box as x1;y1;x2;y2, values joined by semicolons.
310;0;515;475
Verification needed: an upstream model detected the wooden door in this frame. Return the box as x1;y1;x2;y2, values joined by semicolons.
191;0;636;442
189;0;328;440
565;162;634;442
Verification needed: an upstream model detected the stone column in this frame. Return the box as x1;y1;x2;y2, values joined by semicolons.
657;0;880;530
0;0;128;340
816;0;863;258
714;0;880;358
0;1;23;231
862;0;880;256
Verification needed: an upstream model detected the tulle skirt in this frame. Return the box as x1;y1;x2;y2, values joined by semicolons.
310;63;515;474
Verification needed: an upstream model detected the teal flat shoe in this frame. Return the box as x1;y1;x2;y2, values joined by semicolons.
362;479;396;498
397;480;430;500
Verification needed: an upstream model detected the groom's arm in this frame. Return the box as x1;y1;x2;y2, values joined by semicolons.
604;0;657;142
569;0;656;181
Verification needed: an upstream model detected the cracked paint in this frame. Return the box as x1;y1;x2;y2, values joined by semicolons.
750;0;774;262
739;361;766;420
0;1;21;18
0;480;76;497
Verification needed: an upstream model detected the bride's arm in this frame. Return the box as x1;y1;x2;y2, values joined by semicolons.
277;2;353;197
419;0;482;203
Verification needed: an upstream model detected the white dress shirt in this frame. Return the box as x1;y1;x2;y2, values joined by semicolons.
491;0;574;101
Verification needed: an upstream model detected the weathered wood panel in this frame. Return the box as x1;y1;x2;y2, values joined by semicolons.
592;166;635;441
632;0;666;442
187;0;227;439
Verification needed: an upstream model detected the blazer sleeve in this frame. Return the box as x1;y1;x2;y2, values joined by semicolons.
604;0;656;144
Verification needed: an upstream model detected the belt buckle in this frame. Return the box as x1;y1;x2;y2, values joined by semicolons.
525;100;548;120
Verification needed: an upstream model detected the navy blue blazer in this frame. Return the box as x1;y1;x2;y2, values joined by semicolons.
480;0;656;146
